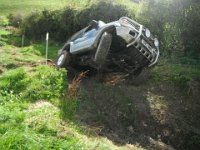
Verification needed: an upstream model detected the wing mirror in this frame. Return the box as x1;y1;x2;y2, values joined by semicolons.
89;20;98;28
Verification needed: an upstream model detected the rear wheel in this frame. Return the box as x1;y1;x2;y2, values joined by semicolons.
56;50;70;68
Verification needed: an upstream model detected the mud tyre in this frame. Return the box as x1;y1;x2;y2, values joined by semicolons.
94;32;112;66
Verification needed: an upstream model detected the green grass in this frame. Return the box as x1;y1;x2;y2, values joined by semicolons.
0;26;145;150
0;0;137;16
151;58;200;90
0;0;81;15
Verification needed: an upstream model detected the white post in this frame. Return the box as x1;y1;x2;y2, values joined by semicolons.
46;32;49;65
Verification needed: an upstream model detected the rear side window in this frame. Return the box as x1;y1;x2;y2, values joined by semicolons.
84;29;97;38
69;27;87;41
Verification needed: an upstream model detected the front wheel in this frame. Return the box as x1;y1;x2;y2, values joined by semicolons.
56;51;70;68
94;32;112;66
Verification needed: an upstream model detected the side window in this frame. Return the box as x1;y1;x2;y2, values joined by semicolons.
70;28;87;41
84;29;96;38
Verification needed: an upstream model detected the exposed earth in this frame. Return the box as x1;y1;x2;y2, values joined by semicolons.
73;70;200;150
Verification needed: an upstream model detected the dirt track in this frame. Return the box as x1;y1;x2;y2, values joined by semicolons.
75;72;200;150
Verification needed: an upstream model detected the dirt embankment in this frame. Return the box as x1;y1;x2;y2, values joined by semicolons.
75;72;200;150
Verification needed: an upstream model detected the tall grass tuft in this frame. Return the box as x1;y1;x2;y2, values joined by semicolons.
61;71;87;120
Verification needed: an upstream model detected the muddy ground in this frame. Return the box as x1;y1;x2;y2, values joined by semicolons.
74;71;200;150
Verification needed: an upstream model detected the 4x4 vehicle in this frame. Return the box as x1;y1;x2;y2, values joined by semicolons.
56;17;159;76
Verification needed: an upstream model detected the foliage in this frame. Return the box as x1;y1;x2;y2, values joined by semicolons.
180;3;200;58
23;65;67;102
21;1;131;41
189;135;200;149
0;68;28;95
0;65;68;104
0;62;124;150
0;101;85;150
0;62;84;149
8;13;24;27
0;16;9;26
151;59;200;91
137;0;200;62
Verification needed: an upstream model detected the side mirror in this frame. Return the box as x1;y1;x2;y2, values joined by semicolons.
89;20;98;28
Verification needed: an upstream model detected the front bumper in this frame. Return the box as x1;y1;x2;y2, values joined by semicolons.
118;17;160;67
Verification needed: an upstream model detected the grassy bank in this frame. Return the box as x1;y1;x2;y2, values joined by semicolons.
0;24;145;149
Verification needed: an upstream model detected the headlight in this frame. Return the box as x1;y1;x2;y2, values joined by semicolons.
154;38;159;47
145;29;151;38
121;18;128;24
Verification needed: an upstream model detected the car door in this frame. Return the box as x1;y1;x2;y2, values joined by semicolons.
70;28;97;54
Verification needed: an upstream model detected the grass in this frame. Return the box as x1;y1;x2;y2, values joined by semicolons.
0;25;145;149
0;0;81;16
0;0;137;16
151;57;200;89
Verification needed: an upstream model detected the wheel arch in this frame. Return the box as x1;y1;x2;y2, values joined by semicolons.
93;25;116;48
62;43;70;52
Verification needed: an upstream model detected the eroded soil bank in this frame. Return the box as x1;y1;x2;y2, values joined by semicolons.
75;73;200;150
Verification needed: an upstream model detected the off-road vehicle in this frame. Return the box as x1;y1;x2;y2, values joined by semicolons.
56;17;159;76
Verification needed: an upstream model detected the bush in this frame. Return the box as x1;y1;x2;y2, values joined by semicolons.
8;13;24;27
180;4;200;58
22;1;131;41
75;1;130;29
22;10;61;40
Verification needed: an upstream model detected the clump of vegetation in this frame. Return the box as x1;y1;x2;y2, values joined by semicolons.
8;13;24;27
61;71;87;120
20;1;130;41
0;68;28;95
0;63;85;149
23;65;67;103
0;16;8;26
151;62;200;95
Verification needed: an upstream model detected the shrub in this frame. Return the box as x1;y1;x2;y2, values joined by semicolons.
22;1;131;41
75;1;130;29
8;13;24;27
22;10;61;40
